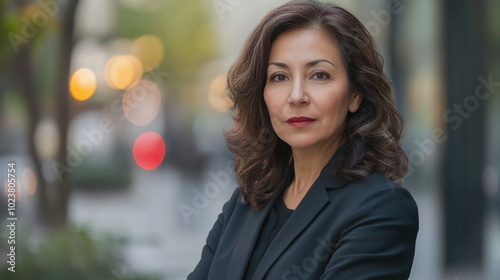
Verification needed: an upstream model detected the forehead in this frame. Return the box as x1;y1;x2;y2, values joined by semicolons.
268;28;342;64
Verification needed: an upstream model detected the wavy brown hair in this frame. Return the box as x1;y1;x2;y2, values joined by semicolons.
224;0;408;210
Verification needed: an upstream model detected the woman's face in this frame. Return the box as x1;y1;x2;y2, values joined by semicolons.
264;28;361;151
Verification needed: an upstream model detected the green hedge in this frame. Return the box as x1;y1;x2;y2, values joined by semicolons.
0;225;162;280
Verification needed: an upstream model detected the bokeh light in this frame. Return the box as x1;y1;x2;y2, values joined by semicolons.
34;118;60;159
131;35;164;71
104;55;143;90
22;168;37;195
208;74;232;112
69;68;97;101
122;80;162;126
133;131;166;170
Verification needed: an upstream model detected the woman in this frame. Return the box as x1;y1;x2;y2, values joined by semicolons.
188;1;418;279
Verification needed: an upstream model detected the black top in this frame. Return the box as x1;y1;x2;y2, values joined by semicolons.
187;143;419;280
243;186;294;280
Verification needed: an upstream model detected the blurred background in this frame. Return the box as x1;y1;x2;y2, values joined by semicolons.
0;0;498;279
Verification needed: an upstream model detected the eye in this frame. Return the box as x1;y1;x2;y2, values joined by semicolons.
270;73;288;82
312;72;330;80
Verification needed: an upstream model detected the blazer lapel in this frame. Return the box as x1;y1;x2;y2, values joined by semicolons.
226;164;293;279
250;144;348;280
250;175;330;280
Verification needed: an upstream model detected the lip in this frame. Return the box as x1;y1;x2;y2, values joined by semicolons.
286;116;316;127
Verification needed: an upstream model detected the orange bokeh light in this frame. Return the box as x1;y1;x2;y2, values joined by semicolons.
105;55;143;90
208;74;232;112
22;168;37;195
131;35;164;71
70;68;97;101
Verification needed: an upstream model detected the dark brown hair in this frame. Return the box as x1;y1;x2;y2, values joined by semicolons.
224;0;408;210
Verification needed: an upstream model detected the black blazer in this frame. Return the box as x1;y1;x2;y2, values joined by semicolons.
188;148;419;280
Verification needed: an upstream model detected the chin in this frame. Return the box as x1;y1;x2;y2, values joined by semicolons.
281;136;320;150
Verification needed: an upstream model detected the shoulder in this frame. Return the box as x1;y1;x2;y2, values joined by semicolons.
337;173;419;230
343;173;417;205
217;187;243;220
227;187;243;208
321;174;419;280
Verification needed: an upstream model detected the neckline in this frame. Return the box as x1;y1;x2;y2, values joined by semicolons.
279;187;294;212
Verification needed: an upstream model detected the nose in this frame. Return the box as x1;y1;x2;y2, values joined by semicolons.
288;79;309;105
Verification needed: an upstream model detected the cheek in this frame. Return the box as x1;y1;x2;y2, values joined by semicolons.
264;92;287;136
264;91;280;119
318;95;350;125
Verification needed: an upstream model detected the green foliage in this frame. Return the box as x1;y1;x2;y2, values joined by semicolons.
0;2;51;63
0;225;161;280
0;90;27;126
118;0;219;94
0;5;21;66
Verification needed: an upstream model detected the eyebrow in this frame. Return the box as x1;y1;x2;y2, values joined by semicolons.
268;59;336;69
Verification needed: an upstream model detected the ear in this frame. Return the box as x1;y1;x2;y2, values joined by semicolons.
348;92;362;113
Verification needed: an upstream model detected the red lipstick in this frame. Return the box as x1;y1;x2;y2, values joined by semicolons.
286;116;315;127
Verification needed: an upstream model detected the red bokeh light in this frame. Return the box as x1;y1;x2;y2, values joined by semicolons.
133;131;166;170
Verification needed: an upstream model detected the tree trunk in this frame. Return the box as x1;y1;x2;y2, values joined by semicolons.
51;0;79;228
12;0;80;229
16;43;51;227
